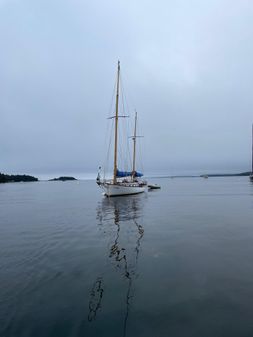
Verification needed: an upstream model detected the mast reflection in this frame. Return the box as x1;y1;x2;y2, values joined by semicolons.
88;195;146;337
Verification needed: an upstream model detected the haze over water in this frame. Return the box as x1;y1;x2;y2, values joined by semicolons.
1;177;253;337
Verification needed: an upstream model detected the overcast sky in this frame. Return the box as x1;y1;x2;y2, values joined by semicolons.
1;0;253;177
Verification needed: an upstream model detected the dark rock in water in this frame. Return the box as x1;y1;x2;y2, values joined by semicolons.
49;176;77;181
0;173;38;183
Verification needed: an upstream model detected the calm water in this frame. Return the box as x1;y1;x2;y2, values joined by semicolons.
1;177;253;337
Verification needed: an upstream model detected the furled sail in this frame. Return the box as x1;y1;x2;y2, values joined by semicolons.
116;169;143;177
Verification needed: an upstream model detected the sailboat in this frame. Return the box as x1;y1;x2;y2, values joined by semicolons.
96;61;147;197
250;124;253;181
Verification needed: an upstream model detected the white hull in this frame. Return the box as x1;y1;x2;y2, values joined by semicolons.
101;183;146;197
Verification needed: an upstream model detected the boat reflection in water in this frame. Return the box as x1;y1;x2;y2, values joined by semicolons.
88;194;146;336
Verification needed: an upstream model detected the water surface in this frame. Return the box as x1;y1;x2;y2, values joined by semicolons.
1;177;253;337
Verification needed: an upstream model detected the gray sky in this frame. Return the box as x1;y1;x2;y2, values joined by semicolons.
1;0;253;177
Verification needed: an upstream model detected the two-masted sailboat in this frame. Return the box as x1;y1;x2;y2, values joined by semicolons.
96;61;147;197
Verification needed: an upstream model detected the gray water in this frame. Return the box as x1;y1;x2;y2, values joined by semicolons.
1;177;253;337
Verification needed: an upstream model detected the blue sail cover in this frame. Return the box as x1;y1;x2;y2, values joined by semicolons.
116;169;143;177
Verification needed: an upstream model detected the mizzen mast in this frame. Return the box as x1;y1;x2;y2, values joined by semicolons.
113;61;120;184
132;111;137;179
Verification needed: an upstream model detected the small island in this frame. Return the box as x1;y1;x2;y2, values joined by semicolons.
0;173;38;183
49;176;77;181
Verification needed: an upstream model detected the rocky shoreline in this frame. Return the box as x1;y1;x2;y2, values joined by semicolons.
0;173;38;183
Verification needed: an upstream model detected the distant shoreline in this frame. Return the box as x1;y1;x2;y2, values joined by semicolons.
1;171;252;184
0;173;77;183
148;171;252;179
200;172;251;178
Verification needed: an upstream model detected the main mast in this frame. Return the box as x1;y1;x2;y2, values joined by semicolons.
132;111;137;180
113;61;120;184
252;124;253;173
